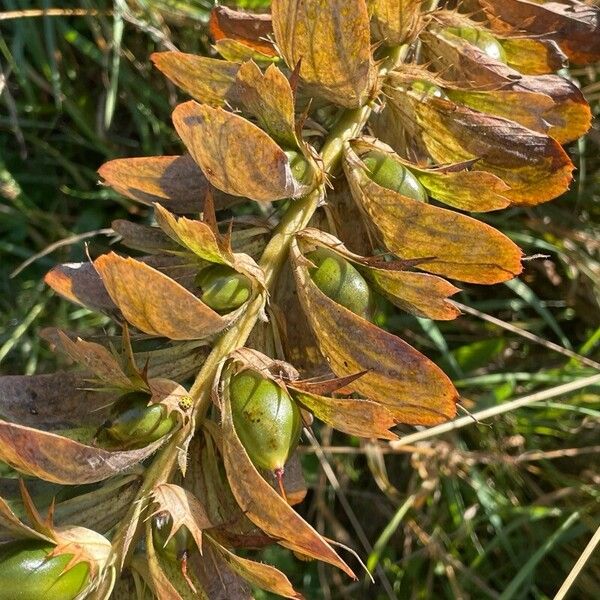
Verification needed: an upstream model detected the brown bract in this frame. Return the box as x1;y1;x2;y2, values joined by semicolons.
290;238;458;425
370;0;423;45
343;144;523;284
172;102;307;202
272;0;376;107
479;0;600;64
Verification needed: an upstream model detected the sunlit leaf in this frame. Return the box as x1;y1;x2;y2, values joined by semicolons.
369;0;422;45
479;0;600;64
94;253;231;340
151;52;239;105
172;101;309;202
0;420;164;484
272;0;376;107
209;6;277;57
208;537;302;600
499;36;567;75
343;146;523;283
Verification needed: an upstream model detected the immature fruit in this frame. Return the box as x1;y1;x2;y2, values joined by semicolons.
361;150;428;202
197;264;251;313
229;369;302;475
0;539;89;600
410;79;448;99
284;149;314;186
152;513;194;564
104;392;177;446
307;247;373;318
441;26;507;62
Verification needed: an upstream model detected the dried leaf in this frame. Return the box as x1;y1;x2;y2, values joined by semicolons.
342;156;523;284
154;204;233;266
151;52;239;105
271;0;376;107
94;253;230;340
209;7;276;57
0;420;164;484
235;61;298;148
45;262;116;313
479;0;600;64
0;496;53;541
499;36;567;75
150;484;214;554
0;371;111;429
383;88;574;204
290;387;397;440
112;220;177;254
214;39;280;64
57;331;133;390
290;239;458;425
172;101;308;202
208;537;303;600
98;155;237;214
370;0;422;45
220;368;355;578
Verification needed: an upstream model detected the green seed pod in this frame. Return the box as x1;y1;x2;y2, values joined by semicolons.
361;150;428;202
306;247;373;318
197;264;251;313
104;392;177;446
284;149;314;186
0;539;89;600
229;369;302;475
152;513;194;564
410;79;448;99
441;26;507;63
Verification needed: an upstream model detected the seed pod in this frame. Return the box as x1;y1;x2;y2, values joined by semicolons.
152;513;194;564
441;26;507;63
361;150;428;202
197;264;251;313
307;247;374;318
284;149;314;186
410;79;448;99
104;392;177;447
0;539;89;600
229;369;302;478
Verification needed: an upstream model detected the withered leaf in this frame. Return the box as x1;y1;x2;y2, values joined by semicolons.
99;155;226;214
145;521;208;600
0;420;164;484
235;61;298;149
209;6;276;57
220;373;355;577
499;37;567;75
343;160;523;284
291;239;458;425
208;537;302;600
154;204;233;266
112;220;177;254
0;495;52;542
271;0;376;108
384;89;574;205
370;0;422;45
172;101;307;202
150;484;214;554
151;51;239;106
290;388;398;440
0;371;111;429
57;331;132;390
94;253;230;340
479;0;600;65
45;262;116;314
214;39;280;64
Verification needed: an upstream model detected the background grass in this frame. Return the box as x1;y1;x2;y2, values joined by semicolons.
1;2;598;599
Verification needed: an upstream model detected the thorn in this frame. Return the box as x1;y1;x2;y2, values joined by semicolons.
180;551;197;593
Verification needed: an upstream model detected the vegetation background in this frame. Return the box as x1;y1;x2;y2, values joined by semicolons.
0;1;598;598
